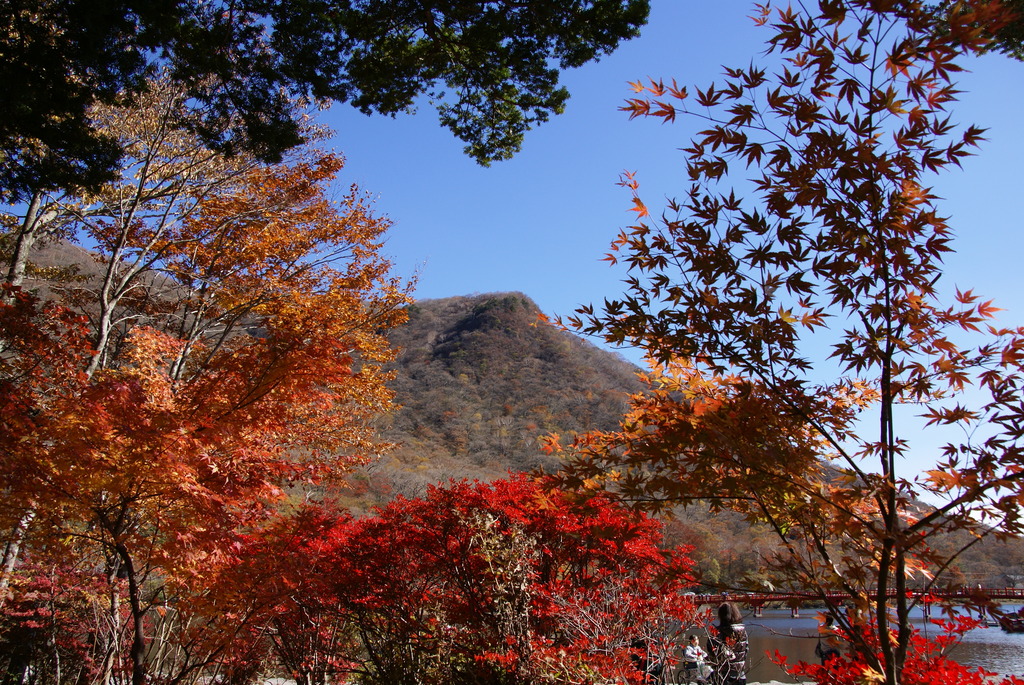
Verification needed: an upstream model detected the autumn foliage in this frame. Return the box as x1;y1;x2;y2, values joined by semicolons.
0;558;107;685
1;82;410;685
549;1;1024;684
230;476;699;685
782;618;1024;685
6;0;1024;682
1;80;705;685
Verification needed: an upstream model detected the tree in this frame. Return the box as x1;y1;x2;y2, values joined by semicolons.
0;0;650;201
273;476;699;685
1;85;410;685
0;288;93;601
934;0;1024;60
989;0;1024;57
2;77;262;295
547;1;1024;684
0;556;109;685
144;507;354;685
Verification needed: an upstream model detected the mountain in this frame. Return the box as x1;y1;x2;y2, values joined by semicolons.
343;292;643;509
345;292;1024;589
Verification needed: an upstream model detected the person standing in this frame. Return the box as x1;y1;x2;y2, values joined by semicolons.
707;602;749;685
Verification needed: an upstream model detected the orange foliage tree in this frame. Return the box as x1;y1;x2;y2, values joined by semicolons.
547;1;1024;684
0;83;409;685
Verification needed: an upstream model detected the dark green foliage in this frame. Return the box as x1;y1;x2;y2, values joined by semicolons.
1;0;649;201
1;0;167;198
984;0;1024;59
932;0;1024;60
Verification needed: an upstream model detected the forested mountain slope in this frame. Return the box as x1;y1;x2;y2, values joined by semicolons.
344;292;642;508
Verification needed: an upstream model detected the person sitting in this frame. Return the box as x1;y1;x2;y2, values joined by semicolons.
682;633;710;683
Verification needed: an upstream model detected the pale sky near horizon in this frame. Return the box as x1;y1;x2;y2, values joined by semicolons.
323;1;1024;482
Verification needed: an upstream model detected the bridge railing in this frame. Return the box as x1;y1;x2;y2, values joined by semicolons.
691;588;1024;607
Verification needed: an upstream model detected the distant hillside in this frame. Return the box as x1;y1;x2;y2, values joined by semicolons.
344;292;1024;589
344;292;643;509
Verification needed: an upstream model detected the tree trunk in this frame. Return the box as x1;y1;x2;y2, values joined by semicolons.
4;192;59;291
115;543;148;685
99;567;122;685
0;509;36;610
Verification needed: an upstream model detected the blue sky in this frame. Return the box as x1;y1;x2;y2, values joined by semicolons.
321;0;1024;484
323;0;1024;370
322;2;764;334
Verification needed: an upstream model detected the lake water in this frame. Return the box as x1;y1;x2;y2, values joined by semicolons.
734;607;1024;683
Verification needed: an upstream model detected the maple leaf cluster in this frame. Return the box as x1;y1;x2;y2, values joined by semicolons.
556;1;1024;685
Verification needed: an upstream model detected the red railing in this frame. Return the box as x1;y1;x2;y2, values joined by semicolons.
694;588;1024;607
